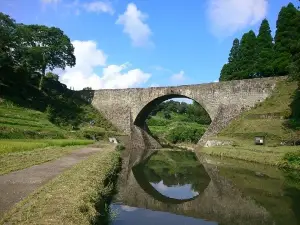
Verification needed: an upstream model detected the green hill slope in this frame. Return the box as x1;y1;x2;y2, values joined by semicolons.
0;77;118;140
218;80;300;145
201;80;300;169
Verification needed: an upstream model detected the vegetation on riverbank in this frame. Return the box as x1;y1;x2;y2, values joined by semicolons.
200;80;300;169
0;139;94;155
147;100;210;144
1;144;121;225
0;145;84;175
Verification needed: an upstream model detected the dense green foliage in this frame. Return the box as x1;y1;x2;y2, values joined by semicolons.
147;100;211;144
0;13;117;139
148;100;211;125
0;13;75;90
220;2;300;81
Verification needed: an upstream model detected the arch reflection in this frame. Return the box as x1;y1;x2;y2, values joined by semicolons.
132;150;211;204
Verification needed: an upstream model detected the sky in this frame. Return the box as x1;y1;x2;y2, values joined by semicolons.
0;0;297;91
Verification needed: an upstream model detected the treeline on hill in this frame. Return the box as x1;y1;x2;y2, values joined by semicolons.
146;100;211;144
0;12;116;139
220;2;300;82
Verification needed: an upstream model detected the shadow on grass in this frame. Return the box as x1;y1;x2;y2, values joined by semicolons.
283;82;300;144
94;157;122;225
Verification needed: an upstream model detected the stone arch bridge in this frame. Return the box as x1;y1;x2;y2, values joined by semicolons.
79;77;282;147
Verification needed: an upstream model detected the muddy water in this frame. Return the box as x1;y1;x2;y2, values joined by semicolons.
110;150;300;225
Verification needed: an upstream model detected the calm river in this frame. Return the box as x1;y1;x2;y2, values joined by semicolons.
110;149;300;225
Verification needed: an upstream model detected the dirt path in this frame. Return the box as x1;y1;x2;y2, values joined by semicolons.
0;147;102;218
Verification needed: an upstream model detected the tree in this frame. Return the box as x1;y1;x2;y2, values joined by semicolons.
45;71;59;81
83;87;92;90
22;25;76;90
256;19;274;77
219;38;240;81
289;1;300;82
228;38;240;64
238;30;257;79
274;3;300;76
0;13;18;72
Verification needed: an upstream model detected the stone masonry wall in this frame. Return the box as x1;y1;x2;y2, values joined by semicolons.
78;76;285;146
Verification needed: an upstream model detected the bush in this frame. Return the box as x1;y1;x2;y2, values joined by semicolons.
166;124;206;144
115;144;125;151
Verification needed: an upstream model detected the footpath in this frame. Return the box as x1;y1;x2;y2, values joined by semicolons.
0;147;101;217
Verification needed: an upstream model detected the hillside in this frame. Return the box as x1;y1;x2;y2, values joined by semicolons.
0;76;118;140
217;80;300;145
201;80;300;169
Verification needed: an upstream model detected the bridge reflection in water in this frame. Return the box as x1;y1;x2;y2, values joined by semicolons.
111;145;275;225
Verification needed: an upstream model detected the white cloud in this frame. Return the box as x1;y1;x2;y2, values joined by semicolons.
171;70;185;83
207;0;268;37
41;0;60;3
83;1;114;15
59;40;151;90
116;3;153;47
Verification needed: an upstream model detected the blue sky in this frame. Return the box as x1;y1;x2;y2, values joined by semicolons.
0;0;297;90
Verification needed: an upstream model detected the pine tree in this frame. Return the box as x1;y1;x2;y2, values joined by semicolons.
219;63;230;81
238;30;257;79
290;2;300;81
256;19;274;77
228;38;240;64
274;3;300;76
219;38;240;81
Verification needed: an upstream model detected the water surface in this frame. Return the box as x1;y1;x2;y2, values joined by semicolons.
111;149;300;225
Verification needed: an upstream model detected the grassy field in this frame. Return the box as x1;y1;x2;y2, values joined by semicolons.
200;80;300;169
0;103;121;140
1;144;121;225
0;139;95;175
0;104;69;139
0;139;94;155
217;80;300;145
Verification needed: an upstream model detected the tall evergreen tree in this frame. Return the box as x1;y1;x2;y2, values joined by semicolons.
219;38;240;81
274;3;300;76
228;38;240;63
219;63;231;81
256;19;274;77
290;1;300;81
237;30;257;79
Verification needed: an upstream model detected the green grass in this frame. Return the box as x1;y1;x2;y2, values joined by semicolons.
200;80;300;169
0;139;94;155
218;80;300;145
0;104;70;139
0;146;83;175
200;145;300;167
0;103;120;140
1;145;121;225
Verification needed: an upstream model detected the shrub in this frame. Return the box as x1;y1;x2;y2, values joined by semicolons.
116;144;125;151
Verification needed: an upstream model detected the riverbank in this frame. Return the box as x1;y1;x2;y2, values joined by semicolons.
198;79;300;169
0;143;121;224
0;139;94;175
199;144;300;169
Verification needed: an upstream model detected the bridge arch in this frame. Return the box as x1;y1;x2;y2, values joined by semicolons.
133;93;212;129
